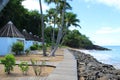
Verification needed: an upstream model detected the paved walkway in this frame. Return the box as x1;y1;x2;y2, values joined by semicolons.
46;49;78;80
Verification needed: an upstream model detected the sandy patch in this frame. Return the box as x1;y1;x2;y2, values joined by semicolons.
0;48;64;79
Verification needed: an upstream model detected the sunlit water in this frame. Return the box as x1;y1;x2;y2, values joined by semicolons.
79;46;120;69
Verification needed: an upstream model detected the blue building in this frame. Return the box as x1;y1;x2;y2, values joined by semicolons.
22;29;35;50
0;21;25;55
33;35;42;45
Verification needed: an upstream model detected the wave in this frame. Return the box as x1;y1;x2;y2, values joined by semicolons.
79;49;120;69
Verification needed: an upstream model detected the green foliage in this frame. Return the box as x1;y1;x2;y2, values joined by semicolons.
0;0;95;50
0;0;28;31
12;42;24;55
30;44;43;50
1;54;15;74
25;49;30;56
30;44;38;50
18;61;29;75
30;45;37;50
0;0;42;36
44;27;58;44
30;59;46;76
63;30;93;49
38;44;43;49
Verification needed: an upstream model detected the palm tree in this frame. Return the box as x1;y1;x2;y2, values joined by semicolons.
61;12;81;44
46;8;57;51
50;0;67;56
65;12;80;28
39;0;47;56
45;0;72;56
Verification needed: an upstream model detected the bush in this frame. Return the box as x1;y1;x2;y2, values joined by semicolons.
12;42;24;55
30;45;38;50
38;44;42;49
25;49;30;55
18;61;29;75
1;54;15;74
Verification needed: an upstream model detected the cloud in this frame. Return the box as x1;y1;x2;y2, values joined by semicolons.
96;27;120;34
22;0;49;13
90;26;120;45
84;0;120;10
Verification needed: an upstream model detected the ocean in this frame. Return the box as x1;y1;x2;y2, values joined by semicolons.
79;46;120;69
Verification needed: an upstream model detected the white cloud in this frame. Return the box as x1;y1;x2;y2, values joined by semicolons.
84;0;120;10
90;26;120;45
96;27;120;34
92;37;116;45
22;0;49;13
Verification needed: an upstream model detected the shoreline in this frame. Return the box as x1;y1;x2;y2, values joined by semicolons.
79;49;120;69
68;48;120;80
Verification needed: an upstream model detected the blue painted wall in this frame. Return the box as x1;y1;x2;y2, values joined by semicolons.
24;41;42;50
24;40;34;50
0;37;25;55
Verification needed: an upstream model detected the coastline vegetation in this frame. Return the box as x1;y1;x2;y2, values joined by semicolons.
0;0;108;57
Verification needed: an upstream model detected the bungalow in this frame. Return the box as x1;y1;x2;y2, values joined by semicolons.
33;35;42;45
22;29;34;50
0;21;25;55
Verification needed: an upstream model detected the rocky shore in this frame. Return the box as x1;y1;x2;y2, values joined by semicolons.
69;49;120;80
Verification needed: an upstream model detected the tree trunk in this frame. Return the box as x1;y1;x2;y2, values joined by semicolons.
49;0;66;56
49;27;63;56
51;17;55;51
39;0;47;56
51;3;59;51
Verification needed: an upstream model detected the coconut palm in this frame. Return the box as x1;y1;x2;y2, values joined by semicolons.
50;0;67;56
45;0;72;56
46;8;57;51
39;0;47;56
65;12;80;29
61;12;81;44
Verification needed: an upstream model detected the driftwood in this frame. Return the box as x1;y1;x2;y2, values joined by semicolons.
15;63;56;68
0;63;56;68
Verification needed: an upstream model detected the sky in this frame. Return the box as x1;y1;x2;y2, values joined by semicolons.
22;0;120;46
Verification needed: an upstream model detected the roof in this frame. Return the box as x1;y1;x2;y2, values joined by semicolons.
0;21;24;38
29;32;41;42
22;29;33;40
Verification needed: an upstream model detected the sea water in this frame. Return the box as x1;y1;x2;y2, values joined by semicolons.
80;46;120;69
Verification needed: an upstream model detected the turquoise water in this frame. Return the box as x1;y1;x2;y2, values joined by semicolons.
80;46;120;69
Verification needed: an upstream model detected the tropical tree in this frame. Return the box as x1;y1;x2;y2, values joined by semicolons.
63;29;93;48
50;0;66;56
46;8;57;50
45;0;72;56
39;0;47;56
24;10;42;36
61;12;81;44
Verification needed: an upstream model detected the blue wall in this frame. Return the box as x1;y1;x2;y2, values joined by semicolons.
0;37;25;55
24;40;34;50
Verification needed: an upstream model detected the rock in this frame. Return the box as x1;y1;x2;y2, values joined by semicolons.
69;49;119;80
80;76;85;80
